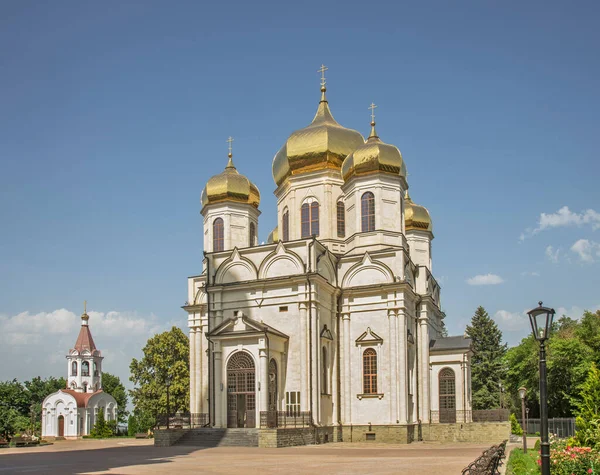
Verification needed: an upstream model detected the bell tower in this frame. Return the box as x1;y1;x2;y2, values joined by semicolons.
66;302;103;393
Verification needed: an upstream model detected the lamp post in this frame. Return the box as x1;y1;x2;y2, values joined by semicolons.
527;301;555;475
518;387;527;454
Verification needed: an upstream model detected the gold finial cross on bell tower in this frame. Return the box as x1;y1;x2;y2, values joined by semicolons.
84;300;87;313
227;136;234;158
317;64;328;88
369;102;377;124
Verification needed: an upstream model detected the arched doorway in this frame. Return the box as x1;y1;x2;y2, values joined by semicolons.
58;415;65;437
439;368;456;423
227;352;256;428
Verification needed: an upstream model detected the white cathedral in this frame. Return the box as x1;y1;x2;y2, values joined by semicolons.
42;309;118;438
184;72;472;442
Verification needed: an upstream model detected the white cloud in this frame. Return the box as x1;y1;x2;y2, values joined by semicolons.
555;304;600;320
0;308;181;391
520;206;600;240
545;245;560;263
570;239;600;263
494;309;528;331
466;274;505;285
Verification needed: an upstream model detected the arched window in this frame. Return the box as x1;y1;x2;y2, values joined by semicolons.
213;218;224;252
322;347;328;394
301;200;319;238
82;361;90;377
337;201;345;238
439;368;456;423
249;222;256;247
71;361;77;376
282;210;289;241
363;348;377;394
93;362;98;377
361;192;375;232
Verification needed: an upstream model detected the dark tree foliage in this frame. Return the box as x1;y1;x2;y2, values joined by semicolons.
101;372;129;423
466;306;508;410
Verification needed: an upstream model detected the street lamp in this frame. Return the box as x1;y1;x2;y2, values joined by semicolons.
527;301;555;475
518;387;527;454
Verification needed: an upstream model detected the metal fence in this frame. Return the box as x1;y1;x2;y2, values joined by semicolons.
518;418;576;438
156;412;210;429
472;409;510;422
259;411;312;428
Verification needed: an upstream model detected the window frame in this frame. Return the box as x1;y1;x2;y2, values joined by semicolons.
336;201;345;238
361;191;375;233
282;210;289;241
249;222;256;247
213;217;224;252
362;348;378;394
301;199;320;238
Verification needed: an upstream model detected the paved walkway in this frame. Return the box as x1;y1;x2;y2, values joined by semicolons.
0;439;495;474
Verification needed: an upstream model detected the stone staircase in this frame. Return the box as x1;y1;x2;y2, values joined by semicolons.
175;428;259;447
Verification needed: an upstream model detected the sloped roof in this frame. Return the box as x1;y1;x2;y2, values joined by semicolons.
61;389;102;408
72;325;98;353
429;335;472;352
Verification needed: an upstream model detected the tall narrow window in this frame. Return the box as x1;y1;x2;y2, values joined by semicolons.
71;361;77;376
213;218;224;251
82;361;90;377
322;347;328;394
361;192;375;232
363;348;377;394
439;368;456;423
93;362;98;377
282;210;289;241
249;222;256;247
301;201;320;238
336;201;345;238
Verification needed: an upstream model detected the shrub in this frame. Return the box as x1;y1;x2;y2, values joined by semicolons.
506;448;539;475
510;413;523;435
550;445;600;475
90;409;113;438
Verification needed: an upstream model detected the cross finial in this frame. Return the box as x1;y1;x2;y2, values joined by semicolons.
317;64;328;89
369;102;377;124
84;300;87;313
227;136;234;158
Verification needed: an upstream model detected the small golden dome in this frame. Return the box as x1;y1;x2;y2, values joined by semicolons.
272;86;364;187
267;226;279;243
341;121;406;182
404;191;432;233
201;154;260;210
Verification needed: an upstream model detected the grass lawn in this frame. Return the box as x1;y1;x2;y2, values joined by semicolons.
506;448;540;475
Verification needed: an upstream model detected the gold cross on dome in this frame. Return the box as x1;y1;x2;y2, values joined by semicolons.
227;136;234;156
317;64;328;88
369;102;377;123
84;300;87;313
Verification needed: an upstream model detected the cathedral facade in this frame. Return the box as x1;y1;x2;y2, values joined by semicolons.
42;310;117;438
184;75;472;441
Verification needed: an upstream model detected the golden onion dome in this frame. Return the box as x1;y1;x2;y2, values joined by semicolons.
404;191;432;233
201;154;260;210
272;86;364;187
267;226;279;243
341;120;406;182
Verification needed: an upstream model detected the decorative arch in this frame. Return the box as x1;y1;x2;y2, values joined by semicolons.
439;367;456;423
342;252;394;288
317;253;336;285
215;248;258;284
81;361;90;376
226;350;257;428
258;242;304;279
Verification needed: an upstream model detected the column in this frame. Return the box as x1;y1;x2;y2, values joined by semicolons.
299;301;308;411
259;343;269;414
189;327;196;414
388;309;398;423
419;310;430;423
195;326;202;413
398;309;408;424
213;344;223;427
342;313;351;423
311;303;319;424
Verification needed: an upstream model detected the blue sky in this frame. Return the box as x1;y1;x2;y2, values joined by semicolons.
1;0;599;385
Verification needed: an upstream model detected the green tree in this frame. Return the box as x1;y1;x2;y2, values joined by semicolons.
572;363;600;448
101;372;129;423
504;334;540;416
577;311;600;365
466;306;507;409
127;408;155;435
129;326;189;422
90;408;113;438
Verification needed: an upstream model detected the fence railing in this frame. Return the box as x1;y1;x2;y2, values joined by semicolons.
518;418;576;438
259;411;312;428
430;409;509;424
156;412;210;429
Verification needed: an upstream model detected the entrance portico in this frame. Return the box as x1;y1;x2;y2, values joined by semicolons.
207;312;288;428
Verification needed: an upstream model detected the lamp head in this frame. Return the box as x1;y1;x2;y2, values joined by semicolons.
527;301;555;342
518;386;527;400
